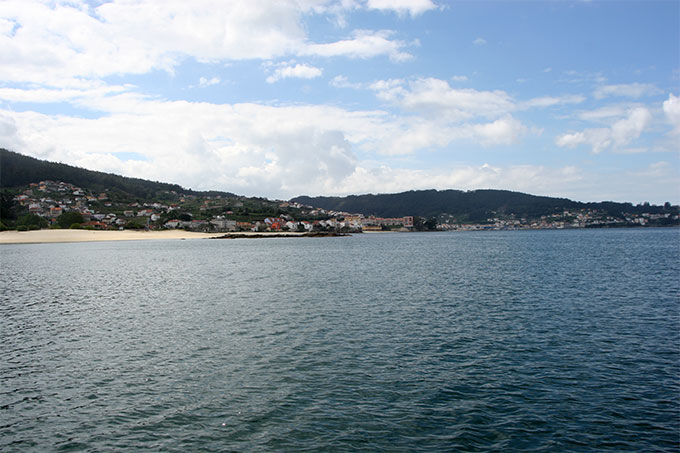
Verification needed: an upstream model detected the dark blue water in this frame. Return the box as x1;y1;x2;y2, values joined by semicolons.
1;229;679;451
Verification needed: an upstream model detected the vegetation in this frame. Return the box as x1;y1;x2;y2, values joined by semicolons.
292;189;677;221
0;148;235;200
17;213;48;229
56;212;84;229
1;148;677;231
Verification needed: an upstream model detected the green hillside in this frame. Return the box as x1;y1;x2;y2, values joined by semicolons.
0;148;235;199
292;190;674;222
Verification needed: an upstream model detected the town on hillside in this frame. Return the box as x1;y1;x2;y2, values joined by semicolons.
2;180;678;233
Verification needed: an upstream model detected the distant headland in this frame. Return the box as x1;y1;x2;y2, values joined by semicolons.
1;149;678;236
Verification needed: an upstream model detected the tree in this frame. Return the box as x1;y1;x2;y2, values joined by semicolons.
57;212;84;228
0;190;17;222
424;217;438;230
17;213;48;229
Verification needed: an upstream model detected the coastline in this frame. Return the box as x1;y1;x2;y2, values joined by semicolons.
0;229;224;245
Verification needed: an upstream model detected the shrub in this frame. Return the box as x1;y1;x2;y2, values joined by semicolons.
57;212;84;228
17;213;48;229
69;223;82;229
17;225;29;231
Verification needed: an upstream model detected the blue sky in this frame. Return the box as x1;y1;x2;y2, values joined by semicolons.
0;0;678;203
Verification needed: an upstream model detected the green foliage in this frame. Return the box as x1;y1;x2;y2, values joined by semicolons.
0;148;236;200
69;223;82;229
17;225;29;231
17;213;48;229
293;190;676;221
0;219;9;231
57;212;84;228
0;189;18;222
125;217;148;229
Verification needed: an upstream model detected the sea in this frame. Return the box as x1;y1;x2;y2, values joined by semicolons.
1;228;679;452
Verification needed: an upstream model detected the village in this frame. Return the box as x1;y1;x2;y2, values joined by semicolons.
8;180;678;233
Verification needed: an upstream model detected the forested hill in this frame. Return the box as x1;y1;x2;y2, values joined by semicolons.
292;190;672;222
0;149;235;199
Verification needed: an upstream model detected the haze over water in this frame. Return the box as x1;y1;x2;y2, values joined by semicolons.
1;229;678;451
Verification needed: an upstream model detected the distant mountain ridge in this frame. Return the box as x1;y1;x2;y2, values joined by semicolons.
0;149;235;199
292;190;672;222
2;149;674;223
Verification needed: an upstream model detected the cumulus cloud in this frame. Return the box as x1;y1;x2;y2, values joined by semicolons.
0;96;395;196
198;77;220;87
662;93;680;135
521;95;585;109
469;116;527;146
266;63;323;83
594;83;662;99
371;77;515;120
556;107;652;153
366;0;437;17
304;29;412;62
473;37;487;46
0;0;413;88
3;96;675;202
330;75;364;89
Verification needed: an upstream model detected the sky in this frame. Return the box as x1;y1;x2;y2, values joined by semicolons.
0;0;678;203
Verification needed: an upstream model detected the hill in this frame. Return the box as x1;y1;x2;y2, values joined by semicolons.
2;149;675;228
292;190;673;223
0;148;235;199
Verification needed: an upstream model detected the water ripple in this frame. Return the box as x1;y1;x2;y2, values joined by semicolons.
1;229;678;451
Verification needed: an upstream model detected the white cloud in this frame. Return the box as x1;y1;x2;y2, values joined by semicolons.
330;75;364;89
303;29;412;62
2;97;675;202
0;84;130;104
473;37;487;46
451;75;468;82
521;95;585;109
371;77;515;121
198;77;220;87
366;0;437;17
578;105;628;121
556;107;652;153
662;93;680;135
594;83;662;99
0;0;413;89
266;63;323;83
469;116;527;146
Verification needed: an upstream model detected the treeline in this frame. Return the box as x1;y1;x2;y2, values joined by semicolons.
292;189;677;221
0;149;235;199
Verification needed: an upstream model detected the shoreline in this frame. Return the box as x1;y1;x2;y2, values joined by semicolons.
0;229;353;245
0;229;224;245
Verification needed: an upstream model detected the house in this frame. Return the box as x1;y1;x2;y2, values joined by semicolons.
236;221;254;231
210;218;237;231
14;194;29;205
83;221;108;230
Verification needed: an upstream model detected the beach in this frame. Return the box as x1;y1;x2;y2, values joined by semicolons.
0;229;224;244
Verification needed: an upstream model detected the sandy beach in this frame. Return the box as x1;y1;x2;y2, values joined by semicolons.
0;229;225;244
